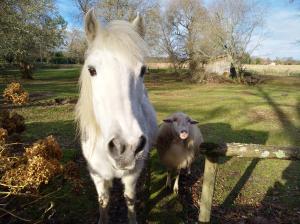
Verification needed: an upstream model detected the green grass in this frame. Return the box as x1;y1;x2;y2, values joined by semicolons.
0;68;81;99
1;68;300;223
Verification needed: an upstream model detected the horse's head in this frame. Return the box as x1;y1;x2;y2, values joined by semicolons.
77;9;149;170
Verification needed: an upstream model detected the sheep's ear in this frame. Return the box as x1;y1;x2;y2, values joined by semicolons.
85;8;100;43
132;13;145;38
163;119;173;123
190;120;199;125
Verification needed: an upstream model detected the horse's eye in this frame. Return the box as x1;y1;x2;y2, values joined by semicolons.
88;66;97;76
140;65;147;78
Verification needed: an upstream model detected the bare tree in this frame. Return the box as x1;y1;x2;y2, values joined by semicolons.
208;0;265;78
65;28;87;64
74;0;96;15
159;0;219;81
72;0;160;55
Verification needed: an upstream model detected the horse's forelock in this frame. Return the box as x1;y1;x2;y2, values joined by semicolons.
90;20;148;65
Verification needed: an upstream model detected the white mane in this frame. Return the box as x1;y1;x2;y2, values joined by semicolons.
75;20;148;141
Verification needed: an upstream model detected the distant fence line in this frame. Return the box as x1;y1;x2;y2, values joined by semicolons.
197;142;300;223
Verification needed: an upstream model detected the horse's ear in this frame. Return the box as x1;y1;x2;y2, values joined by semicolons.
132;13;145;38
85;8;100;43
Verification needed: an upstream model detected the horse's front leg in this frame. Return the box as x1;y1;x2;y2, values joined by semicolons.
91;174;112;224
122;174;139;224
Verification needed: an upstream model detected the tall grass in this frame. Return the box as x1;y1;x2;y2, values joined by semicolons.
245;64;300;77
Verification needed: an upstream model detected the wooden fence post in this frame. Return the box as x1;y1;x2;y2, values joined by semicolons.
199;156;218;223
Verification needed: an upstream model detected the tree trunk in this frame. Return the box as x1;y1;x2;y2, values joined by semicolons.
189;57;206;83
19;61;34;79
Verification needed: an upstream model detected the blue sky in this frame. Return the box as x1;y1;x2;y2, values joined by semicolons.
251;0;300;59
56;0;300;59
56;0;81;28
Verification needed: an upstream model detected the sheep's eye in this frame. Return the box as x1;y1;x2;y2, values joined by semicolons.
173;118;177;122
88;66;97;76
140;65;147;78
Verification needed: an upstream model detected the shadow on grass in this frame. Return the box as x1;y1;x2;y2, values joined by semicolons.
253;87;300;222
24;120;79;149
212;86;300;223
257;86;300;146
199;123;268;219
203;121;269;210
221;158;260;208
200;122;269;144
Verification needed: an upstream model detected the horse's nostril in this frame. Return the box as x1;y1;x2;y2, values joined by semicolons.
108;138;123;156
135;135;146;155
108;138;115;149
120;145;126;154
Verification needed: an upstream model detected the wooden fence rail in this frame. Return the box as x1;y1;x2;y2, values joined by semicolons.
197;142;300;223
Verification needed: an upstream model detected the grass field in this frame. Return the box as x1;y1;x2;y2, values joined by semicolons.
245;64;300;77
0;68;300;223
147;63;300;77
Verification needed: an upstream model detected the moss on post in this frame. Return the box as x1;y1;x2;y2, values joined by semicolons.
199;142;300;160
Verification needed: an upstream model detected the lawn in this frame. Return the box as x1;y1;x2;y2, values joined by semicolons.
0;67;299;223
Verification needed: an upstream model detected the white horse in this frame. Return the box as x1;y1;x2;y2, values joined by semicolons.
75;9;158;224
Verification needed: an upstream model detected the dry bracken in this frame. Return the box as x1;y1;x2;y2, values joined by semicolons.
0;110;25;135
0;128;8;146
3;82;29;105
25;135;62;160
1;136;63;193
63;161;83;193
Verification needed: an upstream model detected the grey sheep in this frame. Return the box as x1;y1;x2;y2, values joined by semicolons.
156;112;204;194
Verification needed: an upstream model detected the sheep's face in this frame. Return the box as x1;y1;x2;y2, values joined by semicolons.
163;113;198;140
